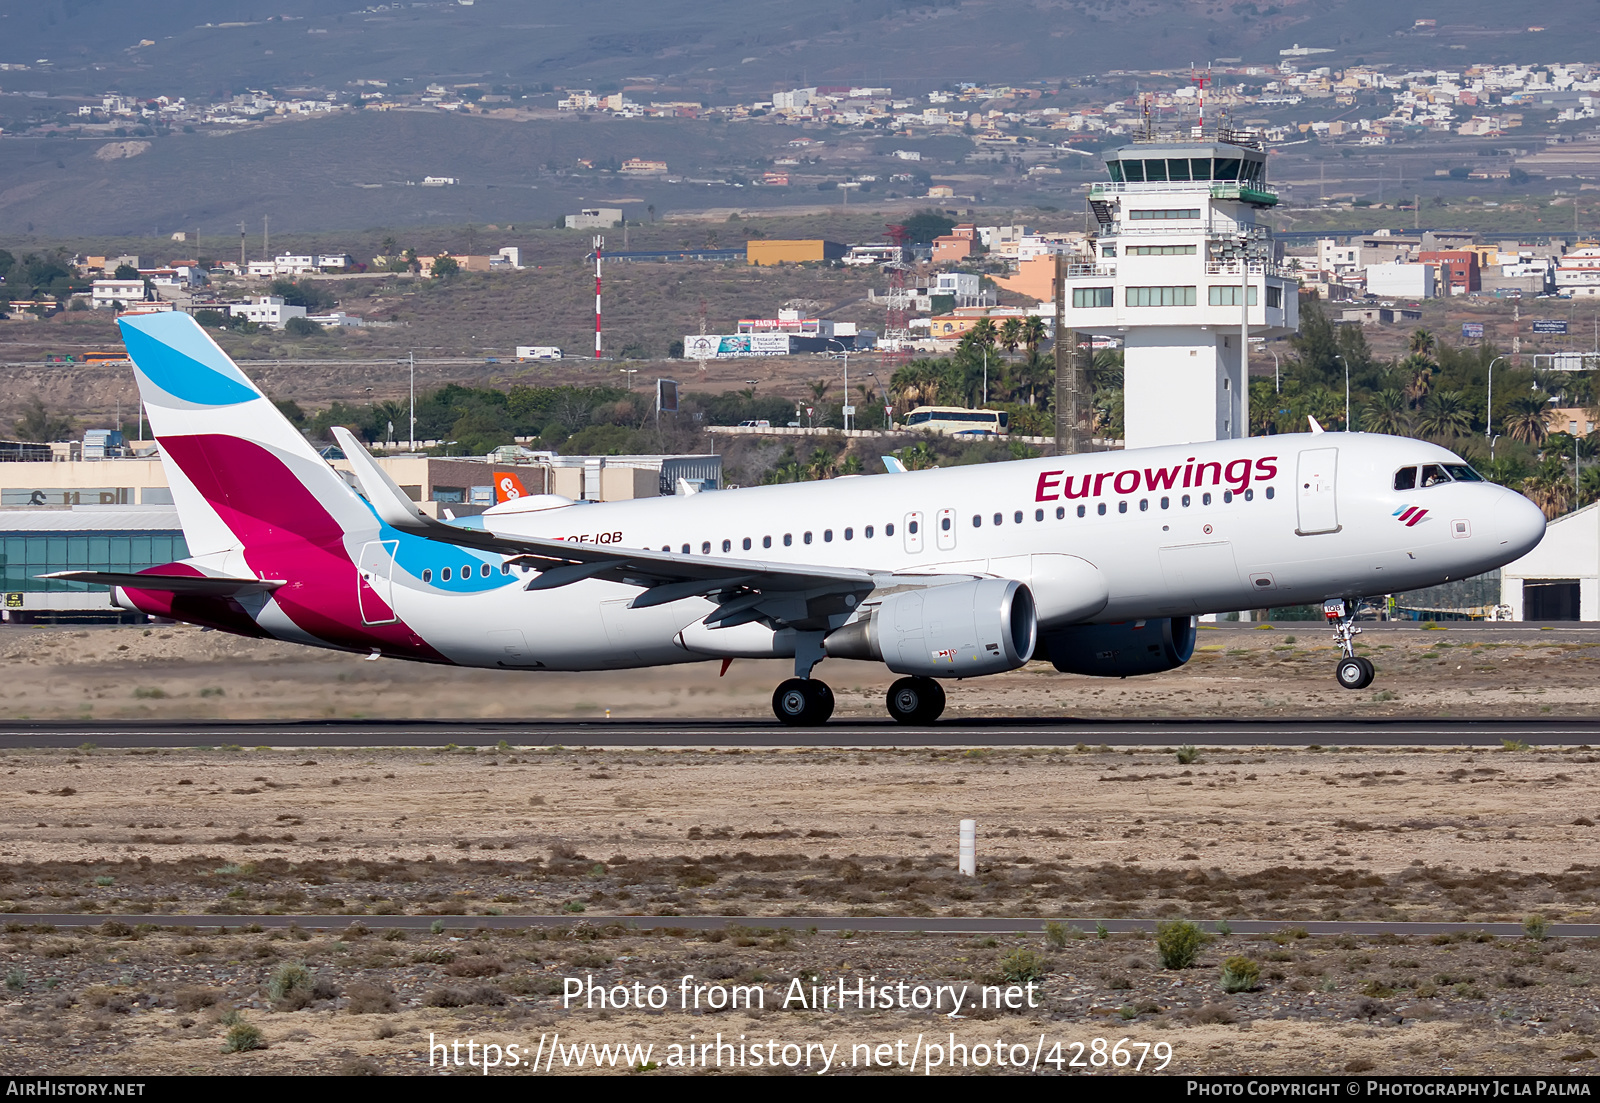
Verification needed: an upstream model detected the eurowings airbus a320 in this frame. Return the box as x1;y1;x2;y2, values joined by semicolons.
54;313;1546;726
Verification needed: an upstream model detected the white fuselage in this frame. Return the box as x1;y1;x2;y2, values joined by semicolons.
372;432;1544;671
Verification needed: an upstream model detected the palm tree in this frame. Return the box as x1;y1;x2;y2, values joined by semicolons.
808;379;830;404
966;317;998;350
1522;470;1572;520
1360;389;1413;437
1400;353;1435;410
839;453;863;476
1011;349;1052;407
1020;316;1048;357
997;317;1022;357
1416;390;1472;441
807;448;837;480
897;441;940;470
1408;328;1436;360
1504;395;1551;446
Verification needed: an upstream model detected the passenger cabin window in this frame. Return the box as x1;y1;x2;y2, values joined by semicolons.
702;541;711;554
441;567;451;581
422;569;432;583
722;539;731;553
886;523;896;536
742;537;751;551
1394;466;1417;491
972;514;982;528
804;532;813;544
681;544;690;554
783;534;793;546
1076;505;1086;518
763;536;772;549
865;525;875;538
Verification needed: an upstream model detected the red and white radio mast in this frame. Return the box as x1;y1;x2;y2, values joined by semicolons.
593;235;603;359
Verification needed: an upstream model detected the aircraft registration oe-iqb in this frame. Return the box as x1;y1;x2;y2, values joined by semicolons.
53;313;1547;726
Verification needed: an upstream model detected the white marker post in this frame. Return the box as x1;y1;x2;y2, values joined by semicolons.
959;819;976;876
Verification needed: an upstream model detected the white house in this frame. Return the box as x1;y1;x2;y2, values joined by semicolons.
91;279;145;309
228;296;307;328
1364;262;1436;299
1500;500;1600;620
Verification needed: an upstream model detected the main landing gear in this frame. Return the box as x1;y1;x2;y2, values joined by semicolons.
887;676;946;725
772;678;835;726
769;631;950;725
1324;598;1376;690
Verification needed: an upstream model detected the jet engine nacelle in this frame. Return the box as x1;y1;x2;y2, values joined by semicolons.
1041;616;1197;678
825;578;1037;678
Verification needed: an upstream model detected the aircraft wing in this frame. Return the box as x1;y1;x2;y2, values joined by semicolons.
331;428;912;630
39;571;284;595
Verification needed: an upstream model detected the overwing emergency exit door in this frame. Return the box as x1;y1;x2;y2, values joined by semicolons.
1295;448;1340;535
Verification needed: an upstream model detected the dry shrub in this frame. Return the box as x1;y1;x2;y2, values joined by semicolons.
174;986;221;1012
339;1057;381;1076
423;987;470;1008
345;981;397;1015
444;955;504;978
1190;1003;1237;1025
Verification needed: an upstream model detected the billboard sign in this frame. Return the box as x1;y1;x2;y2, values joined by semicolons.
1532;320;1569;335
1460;322;1485;339
683;334;793;357
656;378;679;413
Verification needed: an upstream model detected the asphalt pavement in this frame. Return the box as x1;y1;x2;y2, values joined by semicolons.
1;718;1598;749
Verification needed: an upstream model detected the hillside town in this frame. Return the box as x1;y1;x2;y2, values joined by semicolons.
6;54;1600;163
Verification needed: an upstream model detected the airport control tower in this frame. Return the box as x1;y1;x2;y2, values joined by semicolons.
1060;128;1298;448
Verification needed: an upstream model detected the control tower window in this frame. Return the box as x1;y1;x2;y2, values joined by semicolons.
1108;161;1125;183
1143;159;1168;182
1214;157;1241;181
1167;158;1191;182
1122;160;1145;183
1190;157;1212;180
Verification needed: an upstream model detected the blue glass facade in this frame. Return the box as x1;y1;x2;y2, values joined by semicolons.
0;530;188;592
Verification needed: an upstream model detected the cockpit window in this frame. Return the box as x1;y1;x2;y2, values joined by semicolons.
1420;464;1451;487
1393;466;1417;491
1444;464;1484;482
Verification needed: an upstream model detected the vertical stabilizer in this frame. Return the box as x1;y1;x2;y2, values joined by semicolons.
117;312;372;558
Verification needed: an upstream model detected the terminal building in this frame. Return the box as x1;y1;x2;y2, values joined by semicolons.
1059;130;1299;449
1;440;719;622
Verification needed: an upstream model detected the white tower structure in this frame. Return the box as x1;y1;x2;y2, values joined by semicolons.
1061;131;1298;448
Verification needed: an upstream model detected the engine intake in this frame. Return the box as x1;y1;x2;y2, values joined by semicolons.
1040;616;1197;677
825;578;1037;678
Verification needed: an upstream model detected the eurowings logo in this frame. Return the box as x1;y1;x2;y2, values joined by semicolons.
1394;505;1429;527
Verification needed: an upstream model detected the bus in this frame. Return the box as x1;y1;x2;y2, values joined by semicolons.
82;351;131;364
902;406;1009;436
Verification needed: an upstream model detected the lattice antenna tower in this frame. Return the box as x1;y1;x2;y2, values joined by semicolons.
880;223;913;375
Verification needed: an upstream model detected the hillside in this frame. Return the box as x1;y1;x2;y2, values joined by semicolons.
1;0;1592;103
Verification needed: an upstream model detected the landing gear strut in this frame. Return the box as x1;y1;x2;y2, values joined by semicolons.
772;678;834;726
1324;598;1375;690
886;676;946;725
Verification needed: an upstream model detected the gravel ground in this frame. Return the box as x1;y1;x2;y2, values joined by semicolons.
1;623;1597;1074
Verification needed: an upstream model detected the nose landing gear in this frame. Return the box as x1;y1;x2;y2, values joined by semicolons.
1325;598;1375;690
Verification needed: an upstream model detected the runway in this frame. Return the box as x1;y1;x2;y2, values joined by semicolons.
13;913;1600;938
2;717;1599;749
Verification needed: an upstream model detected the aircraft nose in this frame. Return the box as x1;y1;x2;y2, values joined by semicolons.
1492;488;1546;559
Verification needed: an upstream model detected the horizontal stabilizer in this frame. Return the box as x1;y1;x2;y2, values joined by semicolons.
39;571;284;595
